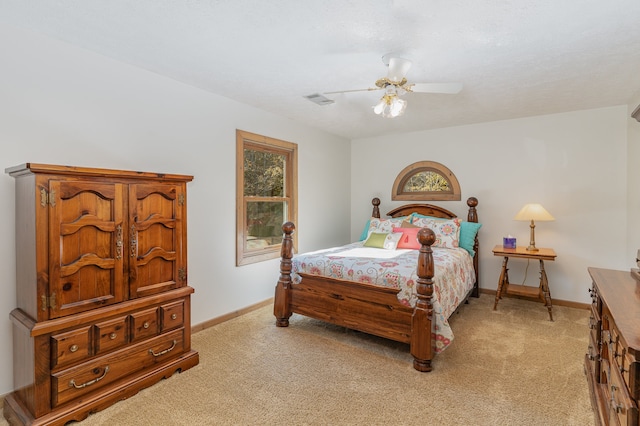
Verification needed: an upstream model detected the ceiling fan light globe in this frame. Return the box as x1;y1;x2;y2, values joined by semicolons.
373;99;386;115
390;98;407;117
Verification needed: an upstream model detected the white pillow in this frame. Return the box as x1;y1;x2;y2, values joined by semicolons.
383;232;402;250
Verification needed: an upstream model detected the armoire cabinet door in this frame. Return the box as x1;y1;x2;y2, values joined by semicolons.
128;183;186;298
48;180;125;318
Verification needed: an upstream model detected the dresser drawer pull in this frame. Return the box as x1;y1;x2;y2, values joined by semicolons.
613;401;624;414
171;313;177;320
69;344;79;353
69;366;110;389
587;345;597;361
109;333;117;340
149;340;177;358
143;322;150;329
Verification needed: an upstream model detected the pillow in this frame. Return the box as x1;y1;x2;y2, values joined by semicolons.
410;213;448;225
359;219;371;241
364;232;403;250
392;227;421;249
383;232;402;250
363;232;389;248
410;217;461;249
400;219;419;228
459;221;482;256
366;216;409;238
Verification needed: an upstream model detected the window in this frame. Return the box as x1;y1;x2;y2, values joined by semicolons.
391;161;461;201
236;130;297;266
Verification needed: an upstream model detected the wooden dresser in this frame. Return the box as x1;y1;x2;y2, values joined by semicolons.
3;163;199;426
586;267;639;426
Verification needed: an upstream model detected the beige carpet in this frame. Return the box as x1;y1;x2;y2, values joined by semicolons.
1;294;594;425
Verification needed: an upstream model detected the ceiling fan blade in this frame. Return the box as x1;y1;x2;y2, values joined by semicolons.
409;83;463;94
323;87;381;95
387;57;412;82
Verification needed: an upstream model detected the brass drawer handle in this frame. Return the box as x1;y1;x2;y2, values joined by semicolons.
143;322;150;329
69;344;79;353
149;340;177;358
69;366;110;389
109;333;117;340
171;313;177;320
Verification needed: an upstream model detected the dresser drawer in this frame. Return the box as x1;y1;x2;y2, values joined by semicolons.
52;328;185;407
95;315;128;355
51;325;92;369
607;361;639;426
589;283;601;313
130;307;159;342
612;326;640;401
588;309;601;349
161;300;184;331
586;332;599;378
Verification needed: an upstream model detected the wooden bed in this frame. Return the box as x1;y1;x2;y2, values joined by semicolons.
274;197;479;372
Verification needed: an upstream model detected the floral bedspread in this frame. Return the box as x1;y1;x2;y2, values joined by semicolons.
291;242;476;353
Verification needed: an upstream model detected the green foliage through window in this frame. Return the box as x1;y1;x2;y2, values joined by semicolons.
243;150;285;197
403;170;451;193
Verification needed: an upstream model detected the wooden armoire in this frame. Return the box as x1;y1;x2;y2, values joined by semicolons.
3;163;199;426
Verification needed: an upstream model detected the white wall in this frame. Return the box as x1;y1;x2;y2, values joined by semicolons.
627;93;640;262
351;107;629;304
0;24;351;395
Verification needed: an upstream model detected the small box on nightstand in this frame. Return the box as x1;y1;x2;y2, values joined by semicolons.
503;237;516;249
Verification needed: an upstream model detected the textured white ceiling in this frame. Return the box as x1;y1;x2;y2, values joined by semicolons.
2;1;640;139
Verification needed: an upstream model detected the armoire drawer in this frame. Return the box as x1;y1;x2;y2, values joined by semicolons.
51;325;92;369
95;315;129;355
52;328;185;407
131;307;159;342
161;300;184;331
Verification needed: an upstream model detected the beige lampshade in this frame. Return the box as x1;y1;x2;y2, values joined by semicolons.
514;203;555;222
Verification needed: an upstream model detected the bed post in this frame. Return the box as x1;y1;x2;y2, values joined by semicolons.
371;197;381;218
411;227;436;372
274;222;295;327
466;197;480;297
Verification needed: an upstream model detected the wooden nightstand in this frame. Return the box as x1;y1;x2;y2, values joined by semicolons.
492;245;557;321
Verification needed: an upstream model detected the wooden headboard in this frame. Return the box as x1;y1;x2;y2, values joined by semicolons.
371;197;479;223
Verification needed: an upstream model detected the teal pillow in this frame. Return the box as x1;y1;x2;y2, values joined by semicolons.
363;232;388;248
359;219;371;241
459;221;482;256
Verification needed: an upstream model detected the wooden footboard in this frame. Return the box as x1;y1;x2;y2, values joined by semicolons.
274;223;437;372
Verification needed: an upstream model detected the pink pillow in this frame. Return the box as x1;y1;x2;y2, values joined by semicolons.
392;227;421;249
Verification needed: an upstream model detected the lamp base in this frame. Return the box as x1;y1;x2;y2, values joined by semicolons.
526;245;539;251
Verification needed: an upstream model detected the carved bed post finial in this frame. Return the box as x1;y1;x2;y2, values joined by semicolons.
467;197;478;223
274;222;295;327
371;198;381;219
411;227;436;372
466;197;480;296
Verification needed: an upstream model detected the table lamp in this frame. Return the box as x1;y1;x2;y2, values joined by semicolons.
514;203;554;251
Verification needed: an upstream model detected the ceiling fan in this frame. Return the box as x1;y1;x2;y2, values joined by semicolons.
324;54;462;118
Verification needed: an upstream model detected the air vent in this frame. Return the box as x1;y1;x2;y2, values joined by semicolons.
303;93;335;106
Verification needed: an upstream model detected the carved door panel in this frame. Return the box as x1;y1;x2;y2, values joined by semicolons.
48;180;125;318
128;183;186;298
